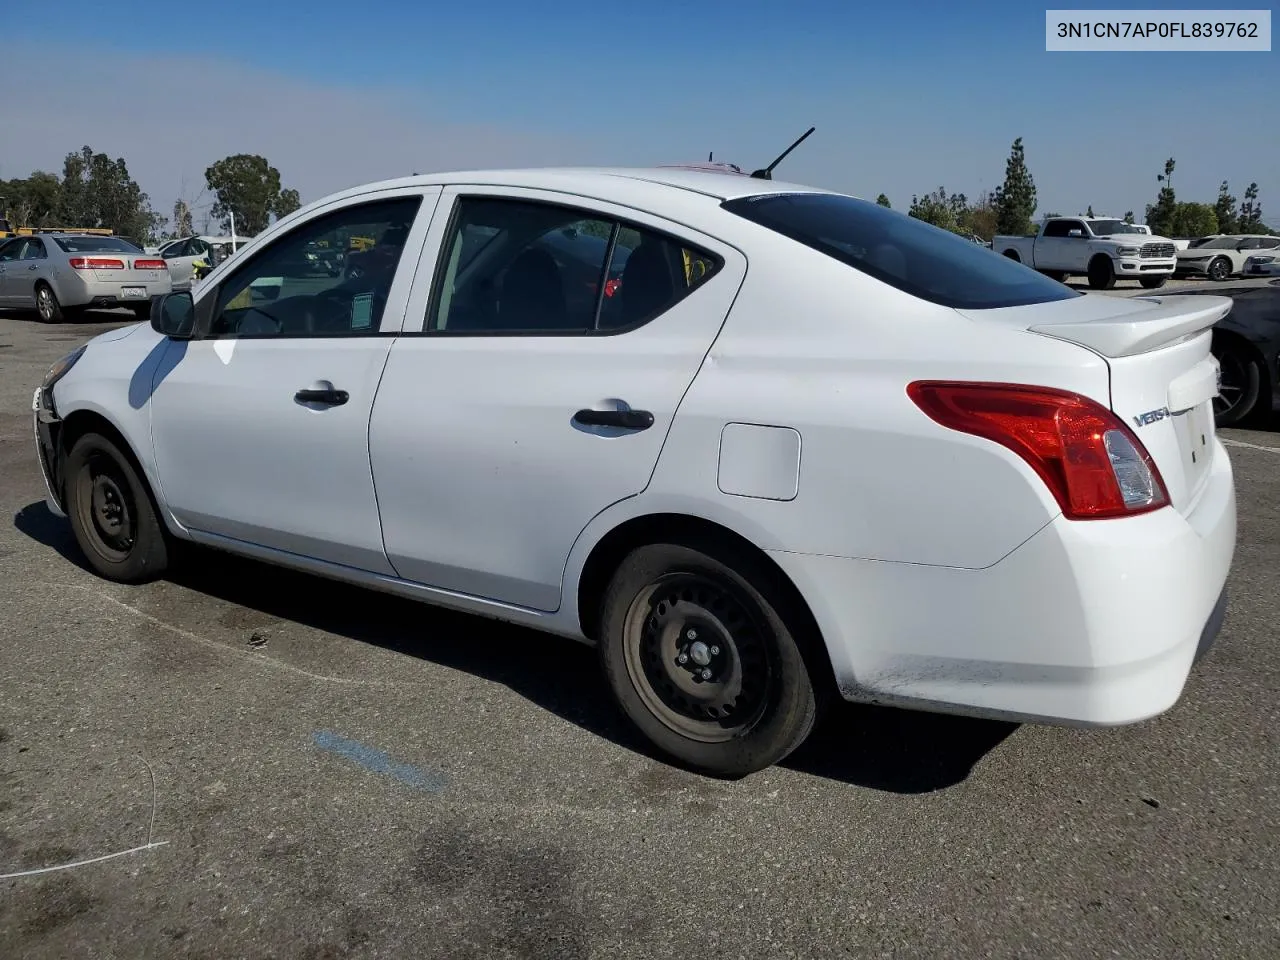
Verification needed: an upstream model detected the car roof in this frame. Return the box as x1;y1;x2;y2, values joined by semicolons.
326;166;841;205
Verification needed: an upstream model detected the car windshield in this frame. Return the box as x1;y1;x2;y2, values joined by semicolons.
1087;219;1144;236
723;193;1080;310
51;235;140;253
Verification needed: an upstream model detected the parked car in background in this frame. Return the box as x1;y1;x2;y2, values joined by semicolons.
994;216;1178;289
156;235;253;291
0;233;170;321
1175;235;1280;281
1243;252;1280;279
32;166;1234;777
1156;284;1280;426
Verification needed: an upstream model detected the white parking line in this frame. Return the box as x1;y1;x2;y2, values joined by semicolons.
1221;437;1280;453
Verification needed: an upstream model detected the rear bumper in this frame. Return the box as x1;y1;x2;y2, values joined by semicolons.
770;440;1236;726
57;272;171;308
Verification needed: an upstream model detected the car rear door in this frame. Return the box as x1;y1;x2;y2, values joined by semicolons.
368;186;746;611
147;186;442;573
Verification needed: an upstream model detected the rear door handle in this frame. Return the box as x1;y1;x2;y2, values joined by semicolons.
295;388;349;406
573;408;654;431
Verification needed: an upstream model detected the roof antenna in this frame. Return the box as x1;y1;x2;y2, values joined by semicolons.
750;126;815;180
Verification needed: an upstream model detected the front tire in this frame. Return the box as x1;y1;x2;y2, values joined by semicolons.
1087;255;1116;290
1208;256;1232;282
1139;275;1168;289
598;541;820;778
64;431;171;583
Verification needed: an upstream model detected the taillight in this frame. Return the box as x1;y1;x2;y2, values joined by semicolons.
907;381;1168;520
132;258;166;270
68;257;124;270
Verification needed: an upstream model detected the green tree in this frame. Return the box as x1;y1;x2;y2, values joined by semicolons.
1170;202;1219;238
875;193;891;208
963;191;999;242
0;171;62;227
204;154;299;235
909;187;970;234
173;199;194;238
1214;181;1238;234
1123;211;1135;224
276;188;302;219
993;137;1037;235
1086;204;1095;217
1145;158;1177;236
1238;182;1263;232
56;146;162;241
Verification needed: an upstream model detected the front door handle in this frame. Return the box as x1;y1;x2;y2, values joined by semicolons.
573;408;654;431
28;265;38;271
295;387;349;406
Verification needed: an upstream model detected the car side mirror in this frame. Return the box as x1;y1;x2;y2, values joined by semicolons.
150;291;196;339
1067;229;1084;238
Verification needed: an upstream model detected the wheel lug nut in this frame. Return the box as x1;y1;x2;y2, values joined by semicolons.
677;653;688;664
700;668;712;680
709;645;720;656
686;629;697;641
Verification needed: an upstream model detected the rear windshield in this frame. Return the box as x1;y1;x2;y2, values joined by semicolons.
722;193;1081;310
51;236;138;253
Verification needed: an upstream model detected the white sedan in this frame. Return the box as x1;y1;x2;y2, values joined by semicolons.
32;167;1236;777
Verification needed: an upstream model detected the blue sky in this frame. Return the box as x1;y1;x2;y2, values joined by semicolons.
3;0;1276;229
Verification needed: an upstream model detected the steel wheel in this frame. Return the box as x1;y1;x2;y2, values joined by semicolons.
74;451;137;564
621;572;773;743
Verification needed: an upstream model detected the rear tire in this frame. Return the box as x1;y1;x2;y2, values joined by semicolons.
63;431;171;583
598;540;820;778
1212;340;1264;427
1139;275;1168;289
35;282;64;323
1038;269;1066;282
1087;255;1116;290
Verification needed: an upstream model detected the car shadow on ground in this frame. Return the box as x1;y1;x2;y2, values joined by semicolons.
13;501;1016;794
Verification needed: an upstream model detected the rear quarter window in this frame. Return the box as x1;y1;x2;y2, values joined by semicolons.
722;193;1081;310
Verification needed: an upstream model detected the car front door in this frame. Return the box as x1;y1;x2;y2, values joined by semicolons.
368;187;746;610
12;237;51;308
147;186;442;573
0;238;23;304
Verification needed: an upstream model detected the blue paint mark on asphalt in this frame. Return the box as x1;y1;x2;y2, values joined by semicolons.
312;730;448;793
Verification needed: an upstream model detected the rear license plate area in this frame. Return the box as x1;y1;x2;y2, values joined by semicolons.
121;286;147;299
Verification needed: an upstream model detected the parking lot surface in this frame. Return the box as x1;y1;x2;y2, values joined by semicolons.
1;291;1278;959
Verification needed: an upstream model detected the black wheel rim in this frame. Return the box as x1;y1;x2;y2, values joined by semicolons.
1211;259;1229;281
75;452;136;562
1214;351;1246;418
621;572;773;743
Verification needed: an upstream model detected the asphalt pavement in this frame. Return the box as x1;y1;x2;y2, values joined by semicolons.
1;293;1277;959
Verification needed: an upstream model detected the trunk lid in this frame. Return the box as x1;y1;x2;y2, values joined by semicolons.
957;293;1232;515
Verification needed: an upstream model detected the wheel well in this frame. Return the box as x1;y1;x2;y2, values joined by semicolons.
56;410;160;509
1002;249;1020;261
1088;253;1112;268
574;513;838;691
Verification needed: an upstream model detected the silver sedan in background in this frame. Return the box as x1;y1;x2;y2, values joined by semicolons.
0;233;172;322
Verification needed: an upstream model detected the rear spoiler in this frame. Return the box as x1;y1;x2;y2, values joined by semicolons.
1028;295;1232;358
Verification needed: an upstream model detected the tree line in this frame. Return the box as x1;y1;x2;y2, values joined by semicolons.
0;146;301;242
890;138;1270;240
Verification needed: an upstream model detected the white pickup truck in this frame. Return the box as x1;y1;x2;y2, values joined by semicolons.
993;216;1178;290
